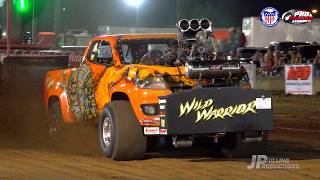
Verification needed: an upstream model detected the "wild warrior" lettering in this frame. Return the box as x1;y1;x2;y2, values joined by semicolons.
179;98;256;123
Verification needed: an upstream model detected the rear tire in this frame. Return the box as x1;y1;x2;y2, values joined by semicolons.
48;101;63;140
98;100;146;160
219;132;268;158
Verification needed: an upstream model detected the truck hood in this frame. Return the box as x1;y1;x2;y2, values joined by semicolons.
126;64;185;76
124;64;196;87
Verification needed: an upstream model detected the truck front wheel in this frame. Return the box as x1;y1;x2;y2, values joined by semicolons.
98;101;146;160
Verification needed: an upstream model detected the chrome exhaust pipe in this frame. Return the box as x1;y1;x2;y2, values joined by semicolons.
178;19;190;32
200;18;212;30
178;19;212;32
244;136;263;143
172;136;193;148
190;19;200;31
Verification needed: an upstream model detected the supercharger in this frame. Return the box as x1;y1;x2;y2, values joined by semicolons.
176;18;241;80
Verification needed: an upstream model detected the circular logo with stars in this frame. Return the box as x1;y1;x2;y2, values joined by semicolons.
260;7;280;27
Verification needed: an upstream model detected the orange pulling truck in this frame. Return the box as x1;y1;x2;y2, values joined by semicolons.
43;19;272;160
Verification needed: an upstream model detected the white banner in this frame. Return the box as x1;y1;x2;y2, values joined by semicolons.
284;64;314;95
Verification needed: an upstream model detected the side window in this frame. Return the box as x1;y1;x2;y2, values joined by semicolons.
96;41;113;65
86;41;100;62
121;44;133;64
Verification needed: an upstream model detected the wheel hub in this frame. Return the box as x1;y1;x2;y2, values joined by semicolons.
102;117;112;148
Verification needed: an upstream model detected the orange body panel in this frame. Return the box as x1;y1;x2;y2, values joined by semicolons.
44;69;75;123
43;33;250;125
43;34;185;125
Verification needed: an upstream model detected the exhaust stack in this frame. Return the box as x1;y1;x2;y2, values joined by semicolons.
172;136;193;148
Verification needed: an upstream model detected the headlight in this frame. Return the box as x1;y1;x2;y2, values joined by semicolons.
141;104;160;116
135;75;168;90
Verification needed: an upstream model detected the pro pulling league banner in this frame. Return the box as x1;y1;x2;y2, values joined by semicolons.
285;64;314;95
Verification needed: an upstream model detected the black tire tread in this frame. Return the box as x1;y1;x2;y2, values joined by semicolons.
99;100;146;160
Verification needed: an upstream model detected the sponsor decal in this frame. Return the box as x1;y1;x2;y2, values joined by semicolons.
179;98;256;123
153;118;160;124
282;9;313;24
160;119;166;127
140;119;153;125
285;64;314;95
256;98;272;109
248;155;299;169
159;129;168;135
159;105;165;110
260;7;280;27
143;127;159;135
140;118;160;126
159;99;167;104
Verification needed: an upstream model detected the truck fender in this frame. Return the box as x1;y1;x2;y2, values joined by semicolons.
47;91;75;123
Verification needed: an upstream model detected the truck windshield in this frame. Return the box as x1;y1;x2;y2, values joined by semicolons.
118;39;177;66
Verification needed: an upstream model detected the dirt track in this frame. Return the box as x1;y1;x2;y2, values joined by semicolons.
0;84;319;179
0;129;319;179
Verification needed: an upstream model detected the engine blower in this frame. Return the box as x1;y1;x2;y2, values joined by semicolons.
176;18;241;80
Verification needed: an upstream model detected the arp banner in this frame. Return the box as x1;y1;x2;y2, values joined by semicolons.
284;64;314;95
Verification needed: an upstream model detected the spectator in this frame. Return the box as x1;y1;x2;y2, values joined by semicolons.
286;51;292;64
229;28;238;53
296;52;303;64
314;50;320;76
237;28;247;47
273;52;280;66
251;51;261;68
272;52;284;76
313;50;320;64
230;27;247;49
290;51;300;64
284;53;291;64
229;28;237;44
260;48;274;75
280;53;288;65
264;48;275;74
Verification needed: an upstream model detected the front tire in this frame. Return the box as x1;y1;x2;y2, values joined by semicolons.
98;100;146;160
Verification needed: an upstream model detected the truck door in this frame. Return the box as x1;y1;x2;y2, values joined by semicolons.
68;40;114;121
85;40;113;82
89;41;117;111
